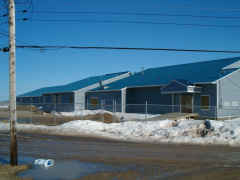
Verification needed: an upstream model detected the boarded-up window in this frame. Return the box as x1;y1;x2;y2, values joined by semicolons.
91;97;98;108
53;95;56;103
58;95;61;104
43;96;46;103
201;96;210;110
70;95;74;104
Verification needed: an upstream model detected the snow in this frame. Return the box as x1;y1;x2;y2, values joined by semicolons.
0;106;8;108
58;110;160;121
0;111;240;146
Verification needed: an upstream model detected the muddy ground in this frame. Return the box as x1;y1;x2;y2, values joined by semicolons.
0;133;239;180
0;107;119;125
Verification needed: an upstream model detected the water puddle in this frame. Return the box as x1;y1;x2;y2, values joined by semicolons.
0;155;122;180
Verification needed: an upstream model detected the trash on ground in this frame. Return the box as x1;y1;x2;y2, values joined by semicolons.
34;159;54;167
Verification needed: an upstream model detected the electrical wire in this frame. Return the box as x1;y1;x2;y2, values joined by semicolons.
0;1;8;13
0;29;36;46
14;3;240;11
19;19;240;28
0;21;8;25
18;10;240;19
16;45;240;54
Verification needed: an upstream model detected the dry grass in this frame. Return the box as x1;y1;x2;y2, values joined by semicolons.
17;105;38;112
0;164;33;180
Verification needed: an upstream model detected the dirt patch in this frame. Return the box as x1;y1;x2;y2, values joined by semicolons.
78;161;240;180
0;164;32;180
83;113;119;123
16;111;120;126
1;120;8;123
17;105;39;112
33;110;44;114
78;170;149;180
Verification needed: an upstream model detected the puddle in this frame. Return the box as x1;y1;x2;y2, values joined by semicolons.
0;155;124;180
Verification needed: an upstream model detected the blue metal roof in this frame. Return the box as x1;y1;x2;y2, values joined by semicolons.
93;57;240;91
18;72;129;97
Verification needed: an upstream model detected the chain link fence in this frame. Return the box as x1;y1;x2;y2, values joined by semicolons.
0;102;240;125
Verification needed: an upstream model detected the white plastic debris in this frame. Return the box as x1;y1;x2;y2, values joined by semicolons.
34;159;54;167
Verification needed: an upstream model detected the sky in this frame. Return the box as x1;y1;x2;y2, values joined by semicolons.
0;0;240;100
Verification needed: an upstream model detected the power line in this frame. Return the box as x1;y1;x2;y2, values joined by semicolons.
14;3;240;11
19;19;240;28
0;1;8;13
0;29;36;46
0;21;8;25
18;10;240;19
16;45;240;54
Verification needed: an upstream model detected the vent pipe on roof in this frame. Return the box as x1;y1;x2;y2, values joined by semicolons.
142;67;144;75
99;79;103;87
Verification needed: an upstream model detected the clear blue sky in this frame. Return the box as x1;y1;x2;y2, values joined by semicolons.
0;0;240;100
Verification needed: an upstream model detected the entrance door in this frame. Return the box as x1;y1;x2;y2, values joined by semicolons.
181;96;192;113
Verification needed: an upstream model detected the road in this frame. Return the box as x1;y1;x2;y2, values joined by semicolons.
0;133;240;179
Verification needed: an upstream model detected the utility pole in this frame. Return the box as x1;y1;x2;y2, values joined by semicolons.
8;0;18;166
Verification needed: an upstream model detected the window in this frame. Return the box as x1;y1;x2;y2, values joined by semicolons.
58;95;61;104
201;96;210;110
53;95;56;103
223;101;230;107
231;101;238;107
70;95;74;104
91;97;98;108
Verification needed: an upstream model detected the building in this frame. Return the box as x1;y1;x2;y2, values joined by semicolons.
17;72;131;112
87;57;240;119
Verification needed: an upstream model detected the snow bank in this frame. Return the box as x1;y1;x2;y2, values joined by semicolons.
0;118;240;146
58;110;160;120
0;106;8;108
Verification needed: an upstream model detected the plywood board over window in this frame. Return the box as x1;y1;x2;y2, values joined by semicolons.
53;95;56;104
201;95;210;110
91;97;99;108
58;95;61;104
70;95;74;104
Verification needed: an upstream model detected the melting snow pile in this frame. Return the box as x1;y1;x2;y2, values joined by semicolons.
57;110;160;121
0;117;240;146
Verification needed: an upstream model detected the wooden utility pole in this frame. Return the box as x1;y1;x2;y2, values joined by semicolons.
8;0;18;166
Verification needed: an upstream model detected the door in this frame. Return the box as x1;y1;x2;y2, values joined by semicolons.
181;96;192;113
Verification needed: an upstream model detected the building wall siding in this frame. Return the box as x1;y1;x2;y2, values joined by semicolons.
217;70;240;118
126;87;172;114
75;72;130;111
86;91;122;112
193;84;217;118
